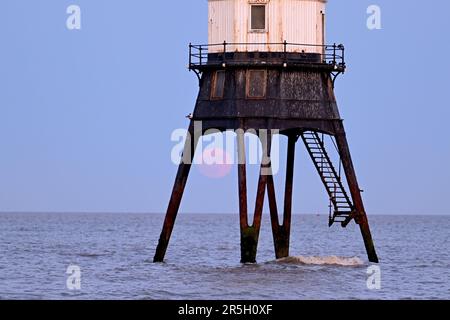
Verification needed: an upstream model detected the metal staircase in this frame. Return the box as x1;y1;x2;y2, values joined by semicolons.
301;131;356;227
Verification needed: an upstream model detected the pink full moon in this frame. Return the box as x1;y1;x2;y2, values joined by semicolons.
197;147;233;179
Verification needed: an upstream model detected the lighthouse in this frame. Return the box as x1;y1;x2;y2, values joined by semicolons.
154;0;379;264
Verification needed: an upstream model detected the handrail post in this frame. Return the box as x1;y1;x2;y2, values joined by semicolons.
223;41;227;65
322;44;326;63
283;40;287;63
189;43;192;70
199;46;203;66
333;43;336;65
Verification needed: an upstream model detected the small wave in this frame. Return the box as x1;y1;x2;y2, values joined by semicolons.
78;253;103;258
276;256;364;266
77;251;114;258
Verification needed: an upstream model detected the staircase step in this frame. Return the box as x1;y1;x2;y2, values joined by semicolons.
334;207;352;211
328;188;344;192
330;193;346;197
334;211;353;216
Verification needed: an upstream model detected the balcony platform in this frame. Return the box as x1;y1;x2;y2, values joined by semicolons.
189;43;346;73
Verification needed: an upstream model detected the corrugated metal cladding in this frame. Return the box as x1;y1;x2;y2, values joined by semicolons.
208;0;326;53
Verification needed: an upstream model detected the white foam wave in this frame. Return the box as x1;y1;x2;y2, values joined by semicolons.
277;256;364;266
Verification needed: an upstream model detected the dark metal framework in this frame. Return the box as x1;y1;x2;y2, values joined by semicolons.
189;42;345;86
189;42;345;70
153;42;379;264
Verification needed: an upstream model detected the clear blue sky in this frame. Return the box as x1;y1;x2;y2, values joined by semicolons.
1;0;449;215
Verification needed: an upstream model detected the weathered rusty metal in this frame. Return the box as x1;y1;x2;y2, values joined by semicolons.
153;122;200;263
237;129;272;263
266;134;296;259
190;44;345;72
301;131;355;227
153;48;379;264
333;122;379;263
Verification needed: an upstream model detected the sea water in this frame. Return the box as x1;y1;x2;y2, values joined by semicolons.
0;213;448;300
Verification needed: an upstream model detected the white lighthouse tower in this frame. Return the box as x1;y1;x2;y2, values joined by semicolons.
209;0;326;54
154;0;379;264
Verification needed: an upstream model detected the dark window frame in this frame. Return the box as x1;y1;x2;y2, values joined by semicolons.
246;69;267;99
211;70;226;100
250;5;266;31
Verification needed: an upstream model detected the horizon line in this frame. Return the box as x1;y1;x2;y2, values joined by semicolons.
0;211;449;217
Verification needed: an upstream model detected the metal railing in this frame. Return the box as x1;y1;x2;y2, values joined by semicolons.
189;41;345;70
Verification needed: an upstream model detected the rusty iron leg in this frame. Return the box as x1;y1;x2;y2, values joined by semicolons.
267;134;296;259
281;135;296;257
153;122;200;263
333;122;379;263
237;130;271;263
237;129;253;263
237;129;251;263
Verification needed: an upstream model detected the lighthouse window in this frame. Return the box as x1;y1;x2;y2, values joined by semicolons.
246;70;267;99
211;70;226;99
250;5;266;31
